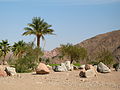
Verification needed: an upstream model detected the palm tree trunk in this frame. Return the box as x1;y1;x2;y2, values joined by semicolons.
3;54;6;65
37;35;40;48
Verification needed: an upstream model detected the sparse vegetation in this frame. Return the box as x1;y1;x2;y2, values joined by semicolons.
95;49;115;66
0;40;11;65
59;43;87;63
9;42;44;73
73;63;81;67
49;64;60;66
12;40;26;59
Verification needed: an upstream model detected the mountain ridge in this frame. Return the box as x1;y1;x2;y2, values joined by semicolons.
44;30;120;63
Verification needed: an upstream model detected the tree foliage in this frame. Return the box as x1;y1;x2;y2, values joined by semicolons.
95;49;114;66
0;40;11;64
23;17;55;47
59;43;87;63
12;40;26;58
10;41;44;73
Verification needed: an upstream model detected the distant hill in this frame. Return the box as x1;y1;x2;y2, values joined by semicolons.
44;30;120;63
77;30;120;61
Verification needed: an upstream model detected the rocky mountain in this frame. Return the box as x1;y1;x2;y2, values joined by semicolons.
44;30;120;63
77;30;120;61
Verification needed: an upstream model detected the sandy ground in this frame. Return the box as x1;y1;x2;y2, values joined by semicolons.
0;70;120;90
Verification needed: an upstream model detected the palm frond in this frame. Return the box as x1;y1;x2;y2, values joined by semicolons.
24;27;33;31
22;31;36;36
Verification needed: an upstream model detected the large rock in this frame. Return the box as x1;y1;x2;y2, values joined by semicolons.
0;70;7;77
61;63;68;71
85;64;98;73
54;63;68;72
115;63;120;71
79;68;97;78
47;65;53;71
70;64;74;71
64;61;73;71
79;65;85;69
79;64;97;78
54;66;65;72
97;62;111;73
85;69;97;78
36;63;50;74
0;65;9;71
5;67;17;76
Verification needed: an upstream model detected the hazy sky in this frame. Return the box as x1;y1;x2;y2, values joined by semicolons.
0;0;120;50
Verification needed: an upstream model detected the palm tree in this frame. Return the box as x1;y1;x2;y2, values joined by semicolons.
23;17;55;48
0;40;11;65
12;40;26;58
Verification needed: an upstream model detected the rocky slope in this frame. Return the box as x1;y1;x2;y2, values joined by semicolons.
77;30;120;61
44;30;120;63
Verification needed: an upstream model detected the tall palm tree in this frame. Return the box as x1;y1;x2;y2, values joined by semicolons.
23;17;55;48
0;40;11;65
12;40;26;58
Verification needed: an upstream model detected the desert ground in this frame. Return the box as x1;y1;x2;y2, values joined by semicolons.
0;70;120;90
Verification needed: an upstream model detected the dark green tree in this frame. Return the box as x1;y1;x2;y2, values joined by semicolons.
59;43;87;63
12;40;26;58
0;40;11;64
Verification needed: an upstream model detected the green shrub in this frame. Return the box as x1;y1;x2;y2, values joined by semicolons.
88;61;99;65
95;49;114;66
59;43;87;63
14;56;37;73
49;64;60;66
73;63;81;67
10;42;43;73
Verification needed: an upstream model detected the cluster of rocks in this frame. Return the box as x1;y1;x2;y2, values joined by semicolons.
0;65;17;77
53;61;74;72
35;61;115;78
1;61;119;78
79;64;97;78
35;61;74;74
79;62;111;78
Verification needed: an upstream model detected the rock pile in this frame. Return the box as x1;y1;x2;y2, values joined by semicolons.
79;62;112;78
0;65;17;77
79;64;97;78
53;61;73;72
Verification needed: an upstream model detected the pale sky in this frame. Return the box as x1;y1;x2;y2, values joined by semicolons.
0;0;120;50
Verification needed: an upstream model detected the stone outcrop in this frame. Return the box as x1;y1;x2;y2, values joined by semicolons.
5;67;17;76
44;30;120;63
115;63;120;71
97;62;111;73
79;64;97;78
36;63;50;74
53;61;73;72
0;70;7;77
